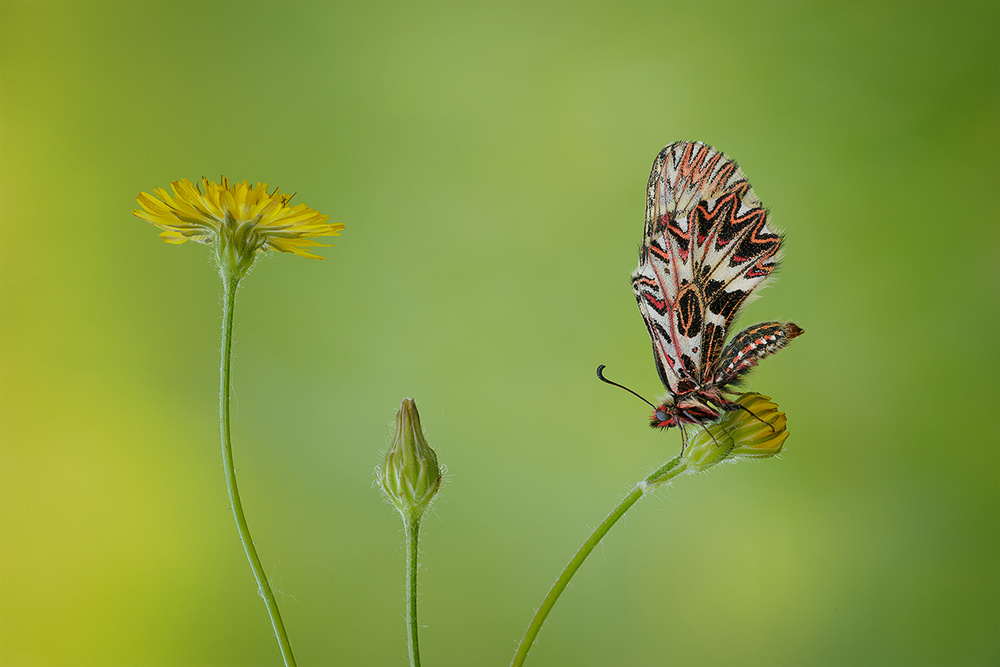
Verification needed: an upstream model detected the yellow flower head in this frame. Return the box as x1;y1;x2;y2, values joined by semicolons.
683;392;788;471
133;177;344;279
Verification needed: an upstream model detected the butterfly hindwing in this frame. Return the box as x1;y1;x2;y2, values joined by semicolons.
689;190;783;384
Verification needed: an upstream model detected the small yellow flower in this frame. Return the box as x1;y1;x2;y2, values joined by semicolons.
133;177;344;278
725;393;788;459
684;392;788;471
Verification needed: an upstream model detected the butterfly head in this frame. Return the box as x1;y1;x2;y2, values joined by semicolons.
650;396;679;429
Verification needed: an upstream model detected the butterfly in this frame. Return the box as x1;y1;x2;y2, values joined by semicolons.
602;141;802;446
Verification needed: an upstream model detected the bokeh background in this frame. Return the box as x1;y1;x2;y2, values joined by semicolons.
2;1;997;665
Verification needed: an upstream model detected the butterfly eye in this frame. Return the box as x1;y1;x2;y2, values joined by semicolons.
656;410;670;423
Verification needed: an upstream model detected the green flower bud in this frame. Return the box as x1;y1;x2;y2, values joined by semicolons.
683;392;788;473
378;398;443;519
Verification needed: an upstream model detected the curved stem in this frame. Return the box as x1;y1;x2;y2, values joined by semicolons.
510;455;686;667
405;513;422;667
219;276;297;667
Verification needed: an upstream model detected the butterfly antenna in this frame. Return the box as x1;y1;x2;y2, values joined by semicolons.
596;365;657;409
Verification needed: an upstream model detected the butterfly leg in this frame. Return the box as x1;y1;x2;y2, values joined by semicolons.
678;423;690;457
723;401;776;432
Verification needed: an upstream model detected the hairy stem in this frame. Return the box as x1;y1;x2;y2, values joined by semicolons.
510;455;686;666
220;276;297;667
405;513;422;667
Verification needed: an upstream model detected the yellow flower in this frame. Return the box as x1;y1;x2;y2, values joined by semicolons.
133;177;344;278
725;393;788;459
684;392;788;471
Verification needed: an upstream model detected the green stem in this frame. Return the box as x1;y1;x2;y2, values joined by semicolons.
510;455;687;667
219;276;297;667
405;513;422;667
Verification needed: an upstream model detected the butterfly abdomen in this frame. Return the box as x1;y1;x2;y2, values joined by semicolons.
713;322;804;388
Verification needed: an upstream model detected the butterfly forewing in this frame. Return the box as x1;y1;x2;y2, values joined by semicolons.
641;142;759;252
632;141;791;407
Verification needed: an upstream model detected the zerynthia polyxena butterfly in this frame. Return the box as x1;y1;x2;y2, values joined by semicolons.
599;141;803;446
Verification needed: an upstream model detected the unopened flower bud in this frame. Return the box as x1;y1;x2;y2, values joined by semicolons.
378;399;442;519
683;393;788;473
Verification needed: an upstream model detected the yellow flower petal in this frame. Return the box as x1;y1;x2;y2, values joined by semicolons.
133;177;343;273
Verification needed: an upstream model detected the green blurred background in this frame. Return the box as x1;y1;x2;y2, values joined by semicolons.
2;1;997;665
